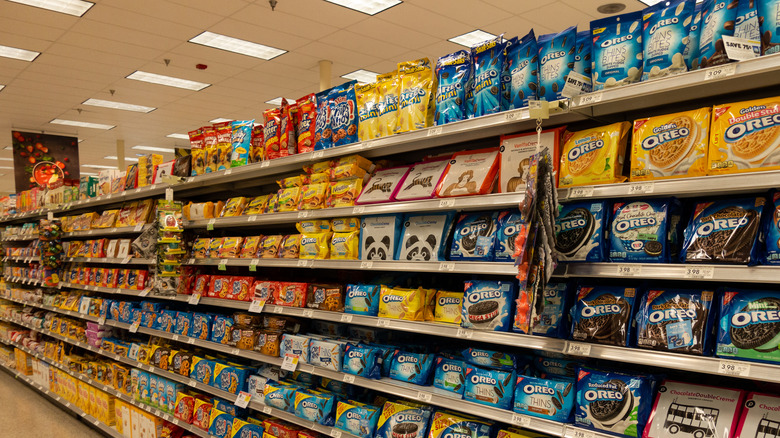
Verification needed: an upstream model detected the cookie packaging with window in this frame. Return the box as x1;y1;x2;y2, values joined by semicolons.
635;289;715;355
591;12;644;90
449;211;499;261
375;401;432;438
555;201;608;262
717;289;780;364
570;285;637;347
609;198;683;263
538;26;576;101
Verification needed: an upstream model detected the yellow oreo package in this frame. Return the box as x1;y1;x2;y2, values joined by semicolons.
296;220;331;234
559;121;631;187
298;183;329;210
328;179;363;208
376;71;400;137
276;187;301;212
355;82;380;142
337;155;374;172
709;96;780;175
631;107;710;181
396;58;435;134
378;286;425;321
331;217;360;232
424;288;436;321
300;233;332;259
278;234;301;259
330;231;359;260
434;290;463;324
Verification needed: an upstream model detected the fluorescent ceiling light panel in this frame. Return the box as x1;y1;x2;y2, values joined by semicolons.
132;145;176;153
126;71;210;91
82;164;117;169
104;156;139;162
209;118;233;123
166;133;190;140
325;0;401;15
264;98;296;106
50;119;114;130
0;44;40;62
0;158;13;161
448;29;497;48
341;69;379;84
189;31;286;60
8;0;94;16
0;85;4;91
83;98;155;113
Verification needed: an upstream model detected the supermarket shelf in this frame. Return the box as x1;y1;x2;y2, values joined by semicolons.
5;276;43;286
64;257;155;265
62;224;153;238
556;263;780;284
2;255;41;263
0;208;52;224
1;234;38;242
184;192;526;229
185;257;517;275
58;282;185;302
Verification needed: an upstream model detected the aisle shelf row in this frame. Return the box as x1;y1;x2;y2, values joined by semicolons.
56;282;170;300
62;224;153;238
555;263;780;284
1;235;38;242
64;257;155;265
3;256;41;263
5;277;42;286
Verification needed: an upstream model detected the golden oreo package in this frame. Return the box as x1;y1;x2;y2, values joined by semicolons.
355;82;380;141
378;286;425;321
396;58;435;133
376;71;400;138
298;183;329;210
296;220;331;234
300;233;331;259
331;217;360;232
709;97;780;175
330;231;359;260
631;107;710;180
559;121;631;187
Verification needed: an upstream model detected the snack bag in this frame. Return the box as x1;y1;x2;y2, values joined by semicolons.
573;30;593;93
355;82;380;141
591;12;643;90
760;0;780;55
313;90;332;151
250;124;264;163
698;0;738;68
330;80;359;147
300;233;331;259
296;94;317;153
471;37;506;118
279;99;296;156
642;0;695;81
330;231;359;260
559;121;631;187
684;3;704;69
263;108;282;160
538;26;576;101
230;120;253;167
276;187;301;212
214;121;233;171
298;183;329;210
376;71;400;138
435;50;471;125
396;58;435;133
709;97;780;174
203;126;219;173
436;148;500;197
278;235;301;259
258;235;283;258
506;29;539;110
328;179;362;208
189;129;206;176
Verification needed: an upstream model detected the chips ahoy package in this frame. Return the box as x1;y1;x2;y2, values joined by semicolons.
538;26;576;101
314;90;332;150
330;80;358;147
435;50;471;126
506;29;539;110
471;35;507;118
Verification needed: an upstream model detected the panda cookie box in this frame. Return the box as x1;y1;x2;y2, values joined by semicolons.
396;212;455;261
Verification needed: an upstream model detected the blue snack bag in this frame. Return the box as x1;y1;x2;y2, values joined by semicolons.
330;80;358;147
494;210;524;262
530;282;571;338
538;26;576;101
763;191;780;264
461;280;516;331
534;355;578;379
462;347;516;371
464;76;475;119
514;374;575;422
500;36;517;111
433;355;467;395
389;350;435;385
635;289;715;355
294;388;336;426
230;120;253;167
717;289;780;364
735;0;761;42
375;401;432;438
449;211;499;261
570;285;638;347
427;411;493;438
684;2;705;69
434;50;471;125
314;90;332;151
342;343;382;379
464;365;515;410
367;343;395;377
609;198;682;263
345;284;380;315
335;400;380;438
263;380;298;412
555;201;609;262
591;12;643;90
573;30;593;93
698;0;738;68
642;0;695;81
506;29;538;109
471;35;507;117
760;0;780;55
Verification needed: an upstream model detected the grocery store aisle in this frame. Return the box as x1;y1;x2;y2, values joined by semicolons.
0;369;105;438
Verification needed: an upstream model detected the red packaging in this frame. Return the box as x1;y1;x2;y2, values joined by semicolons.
105;268;118;288
88;268;97;286
297;94;317;154
192;400;213;430
135;270;148;290
274;282;308;307
227;276;252;301
94;239;107;258
251;280;280;304
174;392;195;424
263;108;282;160
263;420;302;438
189;128;205;149
177;266;199;295
193;275;211;296
279;100;295;157
209;275;232;299
214;121;233;170
250;125;264;163
77;267;86;284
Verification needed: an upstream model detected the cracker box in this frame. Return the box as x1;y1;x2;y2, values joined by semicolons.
559;122;631;187
710;97;780;174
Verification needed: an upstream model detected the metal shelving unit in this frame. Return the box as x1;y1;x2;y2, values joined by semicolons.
5;276;43;286
556;263;780;284
1;234;38;242
2;256;40;263
64;257;155;265
62;224;153;238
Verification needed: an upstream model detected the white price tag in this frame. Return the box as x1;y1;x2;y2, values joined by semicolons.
616;264;642;277
718;360;750;377
65;402;71;408
567;342;592;356
297;210;310;219
427;127;443;136
171;334;179;342
361;140;375;150
188;293;201;305
224;168;232;175
704;63;737;80
165;188;174;201
627;182;654;195
439;262;455;271
312;151;325;159
303;309;314;318
438;199;455;208
172;418;180;426
576;91;603;106
329;430;342;438
684;265;714;279
416;391;432;402
377;319;390;327
97;316;106;325
47;212;54;220
129;320;140;333
352;206;365;215
512;413;532;427
456;328;474;339
343;374;355;383
281;354;299;371
87;230;94;235
231;348;240;355
360;261;373;269
570;428;596;438
297;259;312;267
80;412;86;417
188;379;198;388
249;299;266;313
235;391;252;408
569;186;594;198
723;35;760;61
341;314;353;323
505;110;520;121
262;406;272;414
187;338;195;345
273;307;284;314
247;215;258;222
139;288;151;297
134;224;144;232
218;259;228;270
260;161;270;168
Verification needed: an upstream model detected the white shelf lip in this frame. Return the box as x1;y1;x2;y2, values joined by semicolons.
6;276;42;286
64;257;155;265
185;258;517;275
57;282;184;301
184;192;526;229
1;235;38;241
557;263;780;284
4;256;41;262
62;225;153;238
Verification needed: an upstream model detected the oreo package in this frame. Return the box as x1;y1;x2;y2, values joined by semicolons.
506;29;538;110
435;50;471;125
360;215;402;261
450;211;499;261
573;30;592;93
591;12;644;90
433;355;467;395
427;411;493;438
461;280;516;332
734;0;761;42
537;26;576;102
609;198;682;263
681;197;766;264
342;343;382;379
471;36;507;118
642;0;695;81
698;0;738;68
761;191;780;264
494;211;525;262
534;356;577;379
530;282;571;338
556;201;608;262
388;350;434;386
635;289;715;355
514;374;575;422
575;366;655;438
375;401;432;438
464;365;515;410
717;289;780;364
395;212;455;262
684;3;704;69
760;0;780;55
462;347;516;371
570;285;637;347
345;284;380;315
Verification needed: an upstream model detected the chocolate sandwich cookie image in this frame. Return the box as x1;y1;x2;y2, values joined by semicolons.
589;379;633;427
556;201;608;262
450;211;499;261
468;300;499;324
391;423;418;438
571;286;637;347
635;289;715;355
461;280;516;332
717;290;780;364
729;297;780;352
609;199;680;263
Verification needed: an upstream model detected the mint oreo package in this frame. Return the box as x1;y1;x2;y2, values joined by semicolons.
717;289;780;364
450;211;499;261
433;355;467;395
570;285;638;347
609;198;682;263
634;289;715;355
556;201;608;262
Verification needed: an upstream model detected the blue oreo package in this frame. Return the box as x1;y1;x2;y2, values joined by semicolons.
698;0;738;67
464;77;475;119
642;0;695;81
762;192;780;264
345;284;380;315
514;374;575;422
574;30;593;93
759;0;780;55
375;401;432;438
330;80;358;147
591;12;643;90
342;343;382;379
717;289;780;364
575;367;655;437
494;210;524;262
538;26;576;101
389;350;434;385
684;2;705;69
464;365;515;410
462;347;516;371
533;355;578;379
635;289;715;355
471;35;507;118
609;198;682;263
461;280;516;331
735;0;761;42
314;90;331;151
500;36;517;111
530;282;571;338
428;411;493;438
294;388;336;426
555;201;608;262
570;285;638;347
334;400;380;438
367;343;395;377
506;29;538;110
263;380;297;412
433;355;467;395
450;211;499;261
435;50;471;125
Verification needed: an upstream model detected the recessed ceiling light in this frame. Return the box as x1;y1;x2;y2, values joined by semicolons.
324;0;401;15
263;98;296;106
597;2;626;13
448;30;498;48
126;71;210;91
104;155;139;162
8;0;94;16
81;164;117;169
83;98;155;113
80;171;98;175
209;118;233;123
189;31;287;60
132;145;176;153
50;119;115;130
166;133;190;140
0;44;40;62
341;69;379;84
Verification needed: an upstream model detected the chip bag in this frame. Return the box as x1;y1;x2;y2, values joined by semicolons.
376;71;400;138
396;58;435;133
330;80;359;147
435;50;471;125
299;183;329;210
203;126;219;173
279;99;297;156
296;94;317;153
313;90;332;151
263;108;282;160
214;121;233;171
300;233;331;259
355;82;380;142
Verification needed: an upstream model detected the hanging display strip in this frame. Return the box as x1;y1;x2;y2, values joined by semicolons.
557;263;780;284
61;224;153;238
63;257;155;265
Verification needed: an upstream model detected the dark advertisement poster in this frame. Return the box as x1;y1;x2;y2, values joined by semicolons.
11;130;80;192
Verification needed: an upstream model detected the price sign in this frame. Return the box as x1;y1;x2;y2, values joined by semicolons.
121;257;131;264
360;261;373;269
416;391;432;402
249;299;266;313
627;182;654;195
262;406;272;414
312;151;325;159
438;199;455;208
224;168;233;175
129;344;140;359
247;215;258;222
505;110;521;121
512;413;531;427
218;260;227;271
134;224;144;232
187;338;195;345
249;258;259;272
576;91;603;106
723;35;760;60
97;316;106;325
569;186;594;198
165;188;174;201
718;360;750;377
188;379;198;388
188;293;201;305
260;161;270;168
377;319;390;327
561;71;591;98
129;320;140;333
616;264;642;277
303;309;314;318
456;328;474;339
231;348;240;355
47;211;54;220
684;265;714;279
281;354;299;371
567;342;592;356
329;430;342;438
427;127;443;137
297;259;312;267
343;374;355;383
297;210;310;219
207;219;215;231
570;428;596;438
439;262;455;272
171;334;179;342
704;63;737;80
340;314;353;323
234;391;252;408
273;307;284;314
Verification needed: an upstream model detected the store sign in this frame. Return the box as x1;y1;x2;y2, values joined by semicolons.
11;131;80;191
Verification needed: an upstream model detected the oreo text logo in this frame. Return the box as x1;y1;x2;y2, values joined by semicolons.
347;350;364;358
436;83;463;104
379;94;398;116
348;289;367;298
649;309;697;323
731;310;780;327
649;17;679;35
555;218;587;233
460;223;488;235
581;304;621;318
736;8;758;24
442;363;462;373
524;384;555;395
542;51;565;64
443;434;471;438
511;59;530;75
641;127;690;150
584;389;624;401
301;400;319;409
615;217;657;232
397;414;423;422
438;297;461;306
471;374;497;385
568;139;604;161
696;217;749;236
382;294;404;303
468;290;502;302
346;412;363;420
502;224;520;237
600;34;633;48
724;114;780;142
301;236;318;246
396;355;419;364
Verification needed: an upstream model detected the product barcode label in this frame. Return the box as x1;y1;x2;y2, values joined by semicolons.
456;328;473;339
330;430;342;438
248;215;258;222
281;354;299;371
377;319;390;327
260;161;270;168
234;391;252;408
188;293;201;305
352;206;365;214
249;299;265;313
438;199;455;208
303;309;314;318
439;262;455;271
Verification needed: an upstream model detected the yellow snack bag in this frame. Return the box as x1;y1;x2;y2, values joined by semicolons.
219;237;243;258
300;233;331;259
192;238;210;258
220;197;247;217
434;290;463;324
709;97;780;175
331;163;368;181
240;236;262;258
327;179;363;208
258;235;283;258
559;121;631;187
631;107;710;181
423;288;436;322
278;234;301;259
355;82;380;141
331;217;360;232
378;286;425;321
208;238;224;258
302;160;334;175
309;172;331;184
296;220;331;234
329;231;359;260
244;195;271;215
396;58;435;133
277;175;306;188
376;70;400;138
298;183;329;210
276;187;301;212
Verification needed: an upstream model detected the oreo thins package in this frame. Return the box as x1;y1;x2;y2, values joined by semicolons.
642;0;694;81
375;401;432;438
433;356;467;395
464;365;515;410
571;285;637;347
644;380;745;438
717;289;780;364
735;393;780;438
461;280;516;331
360;215;402;261
555;201;608;262
635;289;715;355
761;192;780;265
389;350;434;385
609;199;682;263
537;26;576;102
681;197;766;264
514;375;574;422
494;211;525;262
450;211;499;261
396;213;455;262
575;367;655;438
591;12;644;90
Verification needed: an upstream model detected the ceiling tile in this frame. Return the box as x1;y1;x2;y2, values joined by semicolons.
83;3;202;40
377;3;469;39
347;18;440;50
410;0;511;27
524;2;593;32
233;4;340;41
481;0;552;15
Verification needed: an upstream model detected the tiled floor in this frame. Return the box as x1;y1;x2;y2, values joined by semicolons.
0;369;106;438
